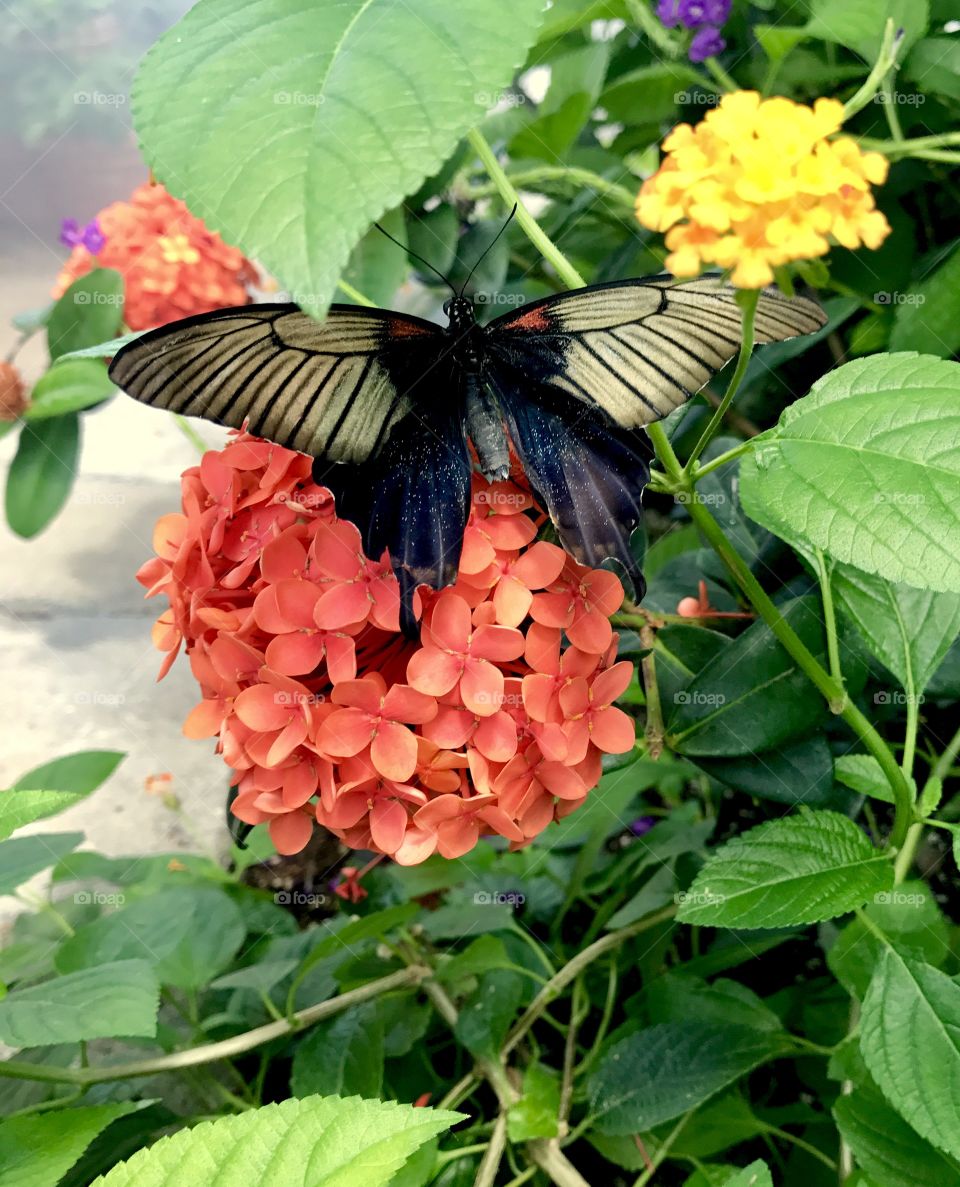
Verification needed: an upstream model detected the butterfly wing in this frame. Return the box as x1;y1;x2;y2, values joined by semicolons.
485;359;650;595
110;303;471;634
108;302;444;465
484;276;827;428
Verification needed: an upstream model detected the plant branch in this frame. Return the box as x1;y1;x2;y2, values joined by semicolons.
467;128;586;290
843;20;901;120
0;967;425;1085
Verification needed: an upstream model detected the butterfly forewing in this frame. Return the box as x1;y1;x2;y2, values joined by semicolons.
486;277;827;429
108;303;441;465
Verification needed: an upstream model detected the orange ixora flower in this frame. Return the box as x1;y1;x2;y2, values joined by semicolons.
54;182;256;330
636;91;890;288
139;430;635;862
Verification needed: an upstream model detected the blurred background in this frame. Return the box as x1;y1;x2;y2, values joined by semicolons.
0;0;228;862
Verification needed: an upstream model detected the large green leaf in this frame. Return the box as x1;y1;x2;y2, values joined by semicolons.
90;1095;462;1187
132;0;545;318
831;565;960;694
588;1021;785;1135
905;38;960;100
0;833;84;895
665;598;829;756
861;949;960;1160
0;1103;139;1187
676;810;892;928
889;245;960;359
57;886;245;989
806;0;928;58
0;794;85;842
11;750;124;795
5;413;81;539
740;354;960;594
834;1088;960;1187
0;961;159;1046
292;1002;384;1100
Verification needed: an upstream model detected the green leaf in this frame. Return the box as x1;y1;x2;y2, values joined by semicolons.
605;864;677;930
904;38;960;100
861;949;960;1160
676;810;893;928
133;0;545;319
834;754;911;805
827;881;949;998
739;354;960;594
510;43;609;160
588;1021;785;1135
90;1095;463;1187
24;359;115;421
46;269;124;361
0;793;86;842
888;245;960;359
0;1103;139;1187
5;413;80;538
720;1164;773;1187
57;886;245;989
834;1087;960;1187
665;598;830;756
831;565;960;694
0;960;159;1046
692;736;844;810
643;974;783;1034
807;0;928;59
289;905;418;995
507;1064;560;1142
12;750;124;795
599;63;706;124
435;935;510;985
292;1002;384;1099
454;969;523;1060
0;832;84;895
339;208;407;309
59;331;145;361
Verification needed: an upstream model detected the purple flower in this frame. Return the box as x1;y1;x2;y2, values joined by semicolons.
59;217;105;255
678;0;731;27
656;0;681;26
629;816;656;838
689;25;726;61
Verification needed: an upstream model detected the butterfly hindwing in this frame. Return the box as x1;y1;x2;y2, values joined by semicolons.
485;276;827;429
108;303;442;465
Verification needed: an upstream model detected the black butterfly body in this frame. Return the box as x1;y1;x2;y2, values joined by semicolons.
108;276;826;633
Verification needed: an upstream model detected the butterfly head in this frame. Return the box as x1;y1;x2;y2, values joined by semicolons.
443;296;476;330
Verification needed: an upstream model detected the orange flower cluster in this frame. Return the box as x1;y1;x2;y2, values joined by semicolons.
54;183;255;330
636;92;890;287
139;431;635;862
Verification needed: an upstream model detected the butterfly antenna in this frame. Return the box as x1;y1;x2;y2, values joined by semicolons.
458;203;518;298
373;220;457;295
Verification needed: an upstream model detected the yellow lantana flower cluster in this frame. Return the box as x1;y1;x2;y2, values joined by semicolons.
636;91;891;288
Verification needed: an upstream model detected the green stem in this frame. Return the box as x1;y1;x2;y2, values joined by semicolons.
467;166;637;211
703;57;738;94
336;278;376;307
684;288;759;472
467;128;586;290
0;967;424;1085
690;438;755;480
843;20;900;120
502;906;677;1057
173;413;208;456
473;1115;508;1187
633;1111;693;1187
761;1124;837;1172
625;0;682;57
815;549;844;689
860;132;960;156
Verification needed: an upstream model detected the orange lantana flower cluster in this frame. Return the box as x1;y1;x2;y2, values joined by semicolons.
636;91;890;288
54;182;256;330
139;431;635;863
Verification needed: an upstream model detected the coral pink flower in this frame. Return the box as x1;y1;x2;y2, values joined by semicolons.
407;592;525;716
140;429;636;864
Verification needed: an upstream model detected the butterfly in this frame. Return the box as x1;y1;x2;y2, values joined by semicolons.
109;248;825;634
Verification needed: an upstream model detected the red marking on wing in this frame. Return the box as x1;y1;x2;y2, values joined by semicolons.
388;317;434;338
504;306;552;332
